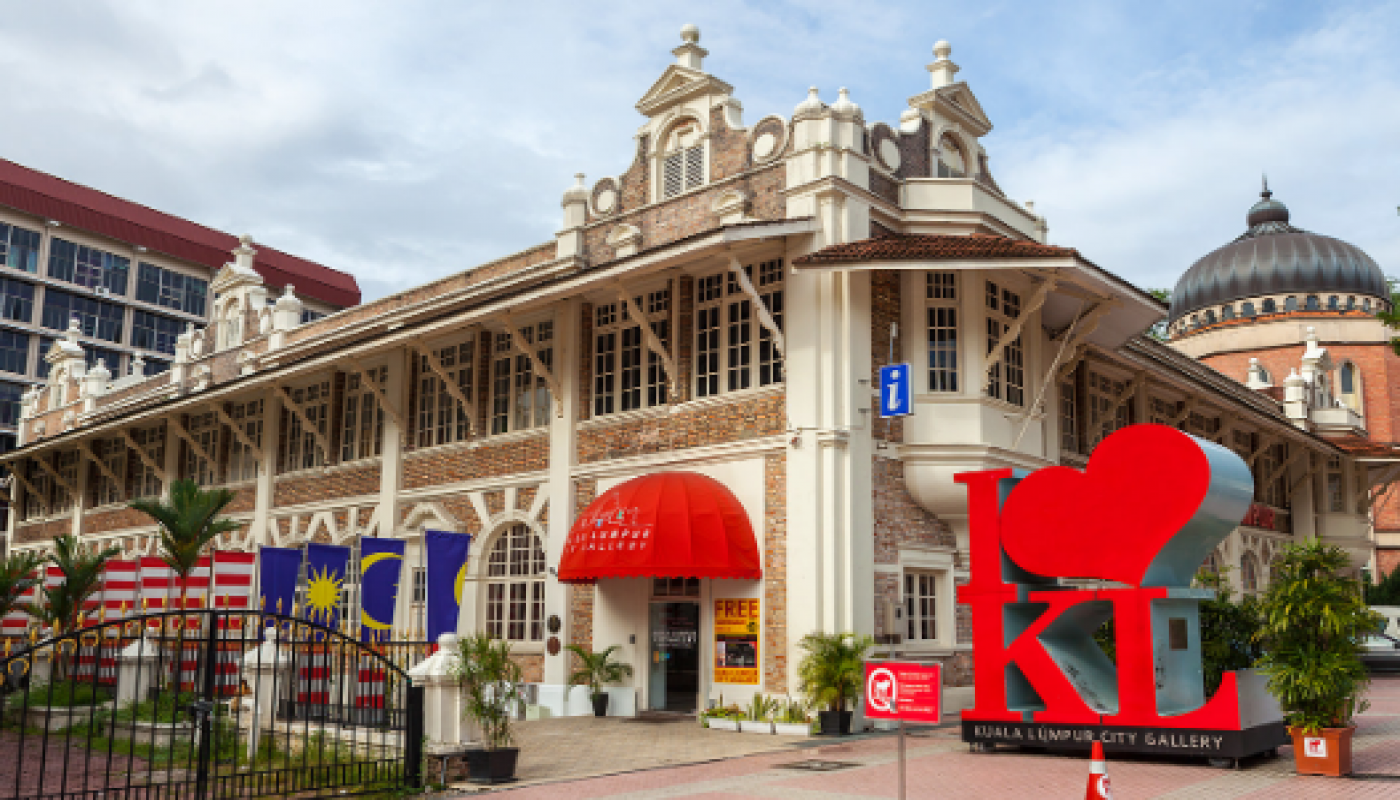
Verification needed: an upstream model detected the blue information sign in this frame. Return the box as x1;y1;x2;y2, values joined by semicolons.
879;363;913;418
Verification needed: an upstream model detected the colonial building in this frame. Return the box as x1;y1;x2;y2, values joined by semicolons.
1;27;1383;716
0;159;361;457
1167;186;1400;579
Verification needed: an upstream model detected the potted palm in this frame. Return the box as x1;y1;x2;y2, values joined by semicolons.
130;480;240;613
0;551;44;624
1256;539;1380;777
565;644;633;717
797;631;873;736
451;633;525;784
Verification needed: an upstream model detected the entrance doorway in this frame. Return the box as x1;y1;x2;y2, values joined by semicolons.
648;602;700;712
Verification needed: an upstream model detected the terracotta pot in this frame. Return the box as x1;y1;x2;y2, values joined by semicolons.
1289;725;1354;777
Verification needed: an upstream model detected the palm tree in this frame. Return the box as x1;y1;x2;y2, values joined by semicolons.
26;534;120;637
129;480;240;611
0;550;44;623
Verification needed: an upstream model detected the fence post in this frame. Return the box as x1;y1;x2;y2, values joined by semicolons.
405;685;424;788
239;622;291;761
116;635;160;706
406;633;477;784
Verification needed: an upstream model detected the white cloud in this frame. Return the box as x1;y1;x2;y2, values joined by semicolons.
0;1;1391;302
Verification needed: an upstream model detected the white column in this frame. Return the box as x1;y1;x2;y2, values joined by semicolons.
543;299;580;687
377;347;407;535
251;386;281;546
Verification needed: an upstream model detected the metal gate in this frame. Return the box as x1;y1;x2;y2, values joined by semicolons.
0;610;423;799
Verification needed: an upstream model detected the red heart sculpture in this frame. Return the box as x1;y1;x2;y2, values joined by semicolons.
1000;424;1249;587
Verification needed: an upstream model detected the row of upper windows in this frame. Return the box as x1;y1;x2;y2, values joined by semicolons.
0;327;170;382
0;221;209;314
1179;294;1382;333
925;271;1027;407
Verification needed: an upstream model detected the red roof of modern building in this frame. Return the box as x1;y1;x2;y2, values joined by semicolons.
791;233;1081;265
0;159;360;308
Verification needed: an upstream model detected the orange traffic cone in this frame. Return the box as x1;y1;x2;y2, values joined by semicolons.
1085;740;1112;799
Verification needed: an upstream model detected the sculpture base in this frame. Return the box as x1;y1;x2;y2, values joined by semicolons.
962;719;1288;760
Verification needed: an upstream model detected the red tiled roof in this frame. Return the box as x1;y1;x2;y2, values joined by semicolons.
0;159;360;308
791;233;1081;265
1330;436;1400;458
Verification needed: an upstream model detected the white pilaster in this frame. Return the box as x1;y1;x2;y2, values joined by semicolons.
543;299;580;686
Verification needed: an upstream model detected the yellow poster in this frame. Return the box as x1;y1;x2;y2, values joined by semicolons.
714;598;760;684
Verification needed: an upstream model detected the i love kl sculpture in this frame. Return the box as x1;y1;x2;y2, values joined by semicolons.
957;423;1286;759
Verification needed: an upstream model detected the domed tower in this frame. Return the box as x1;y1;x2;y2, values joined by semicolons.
1169;183;1400;577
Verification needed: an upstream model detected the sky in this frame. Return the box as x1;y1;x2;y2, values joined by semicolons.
0;1;1394;302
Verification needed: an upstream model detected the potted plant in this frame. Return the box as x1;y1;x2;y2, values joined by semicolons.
451;633;526;784
702;704;742;731
565;644;632;717
130;480;240;612
740;694;775;734
773;696;815;737
797;631;873;736
1255;539;1380;777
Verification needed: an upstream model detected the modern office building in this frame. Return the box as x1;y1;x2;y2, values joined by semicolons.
0;159;361;455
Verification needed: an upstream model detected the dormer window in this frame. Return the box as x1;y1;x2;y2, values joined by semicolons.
1242;301;1256;317
1284;296;1298;312
1327;295;1339;310
1305;295;1320;311
936;134;966;178
662;122;705;199
1262;298;1276;313
1221;305;1234;320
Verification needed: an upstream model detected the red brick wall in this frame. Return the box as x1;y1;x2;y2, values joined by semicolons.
1378;549;1400;579
578;390;784;464
274;464;381;506
871;270;905;444
84;507;154;534
763;453;788;692
12;518;70;545
581;164;785;266
402;434;548;490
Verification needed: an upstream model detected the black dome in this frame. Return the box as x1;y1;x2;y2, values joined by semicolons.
1168;188;1386;324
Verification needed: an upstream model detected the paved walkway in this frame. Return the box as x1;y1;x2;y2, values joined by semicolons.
452;678;1400;798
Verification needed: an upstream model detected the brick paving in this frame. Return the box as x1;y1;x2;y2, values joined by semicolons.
0;728;152;797
461;678;1400;798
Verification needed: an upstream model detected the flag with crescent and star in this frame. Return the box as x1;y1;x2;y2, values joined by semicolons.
425;530;472;643
304;543;350;630
257;546;302;618
358;538;405;643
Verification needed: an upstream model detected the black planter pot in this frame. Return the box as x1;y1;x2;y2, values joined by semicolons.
465;747;519;785
818;710;852;736
592;692;610;717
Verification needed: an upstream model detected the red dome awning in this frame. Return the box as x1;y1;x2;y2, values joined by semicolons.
557;472;762;583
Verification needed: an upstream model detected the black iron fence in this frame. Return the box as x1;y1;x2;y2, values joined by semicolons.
0;610;423;799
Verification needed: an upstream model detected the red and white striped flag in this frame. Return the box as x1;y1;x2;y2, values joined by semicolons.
101;560;139;621
211;550;256;611
138;557;172;612
1;572;39;637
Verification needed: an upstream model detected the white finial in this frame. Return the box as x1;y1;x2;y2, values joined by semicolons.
562;173;589;205
831;87;861;118
131;354;145;377
795;86;826;116
928;40;961;88
66;317;81;340
673;24;707;70
1025;200;1036;215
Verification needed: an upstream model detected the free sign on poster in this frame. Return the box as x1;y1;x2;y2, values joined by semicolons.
864;661;942;723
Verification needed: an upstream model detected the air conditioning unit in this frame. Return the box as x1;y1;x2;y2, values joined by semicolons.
94;287;110;297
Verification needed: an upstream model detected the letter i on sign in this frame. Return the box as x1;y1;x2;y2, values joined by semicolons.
879;363;913;418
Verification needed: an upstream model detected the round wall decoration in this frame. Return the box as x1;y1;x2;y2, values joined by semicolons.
546;636;561;656
753;132;778;161
879;139;902;172
547;614;562;634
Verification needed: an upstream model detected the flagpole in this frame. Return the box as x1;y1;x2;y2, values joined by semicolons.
418;527;426;642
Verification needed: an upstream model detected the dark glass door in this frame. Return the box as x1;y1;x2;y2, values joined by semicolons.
648;602;700;712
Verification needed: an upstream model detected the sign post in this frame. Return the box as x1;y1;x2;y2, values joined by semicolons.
864;661;941;800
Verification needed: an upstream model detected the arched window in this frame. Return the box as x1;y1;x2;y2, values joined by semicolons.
1305;295;1320;311
1262;298;1277;314
1241;552;1260;594
1203;310;1216;325
1339;361;1363;413
1284;296;1298;312
660;119;705;200
1256;364;1272;384
484;523;546;642
1221;305;1235;320
936;134;967;178
1242;301;1256;317
1190;314;1200;327
1327;295;1339;310
1363;298;1373;312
